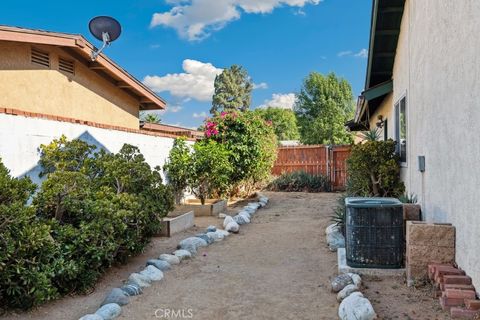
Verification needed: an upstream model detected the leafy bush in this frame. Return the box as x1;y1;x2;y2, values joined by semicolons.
163;138;192;204
267;171;330;192
204;111;277;194
0;136;174;310
0;160;59;309
189;140;233;204
399;193;418;204
253;107;300;141
346;139;405;197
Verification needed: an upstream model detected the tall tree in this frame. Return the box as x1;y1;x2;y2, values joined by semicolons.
295;72;354;145
210;65;253;114
254;107;300;141
141;112;161;124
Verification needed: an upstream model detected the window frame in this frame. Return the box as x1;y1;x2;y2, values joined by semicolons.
394;93;408;166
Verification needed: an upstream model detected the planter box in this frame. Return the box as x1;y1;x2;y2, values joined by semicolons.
158;211;194;237
181;199;227;217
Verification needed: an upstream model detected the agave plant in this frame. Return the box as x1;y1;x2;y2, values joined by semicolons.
360;128;381;142
399;192;418;204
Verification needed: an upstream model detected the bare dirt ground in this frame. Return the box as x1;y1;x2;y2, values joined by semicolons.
4;192;449;320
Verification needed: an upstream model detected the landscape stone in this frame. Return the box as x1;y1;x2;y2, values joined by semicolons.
178;237;208;254
173;249;192;261
79;315;103;320
223;216;235;228
233;214;249;225
127;273;152;288
327;229;345;252
216;229;230;237
195;233;214;245
331;274;353;292
146;259;171;271
337;284;359;302
348;273;362;287
207;231;224;242
206;225;217;232
218;213;227;219
225;221;240;233
140;265;164;281
120;284;142;296
101;288;129;306
159;254;181;265
95;303;122;320
338;292;376;320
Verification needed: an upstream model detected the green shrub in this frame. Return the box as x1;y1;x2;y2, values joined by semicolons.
346;139;405;197
204;111;277;194
163;138;192;204
0;135;174;310
189;140;233;204
267;171;330;192
0;160;59;309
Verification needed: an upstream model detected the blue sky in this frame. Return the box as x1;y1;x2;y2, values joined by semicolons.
1;0;371;128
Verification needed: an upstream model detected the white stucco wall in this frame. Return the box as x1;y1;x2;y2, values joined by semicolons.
0;113;177;186
390;0;480;291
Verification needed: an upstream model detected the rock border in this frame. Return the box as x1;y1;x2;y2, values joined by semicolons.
78;195;270;320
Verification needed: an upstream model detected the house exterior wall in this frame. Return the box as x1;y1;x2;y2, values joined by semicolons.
0;113;178;186
0;42;140;129
368;93;394;141
390;0;480;291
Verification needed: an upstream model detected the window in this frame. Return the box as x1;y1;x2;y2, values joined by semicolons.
31;47;50;68
395;96;407;163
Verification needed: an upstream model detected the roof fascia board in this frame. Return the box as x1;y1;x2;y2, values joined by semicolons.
365;0;379;90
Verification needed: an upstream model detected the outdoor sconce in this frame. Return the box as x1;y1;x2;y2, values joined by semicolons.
376;115;385;128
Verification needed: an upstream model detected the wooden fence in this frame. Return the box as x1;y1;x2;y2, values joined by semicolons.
272;145;351;190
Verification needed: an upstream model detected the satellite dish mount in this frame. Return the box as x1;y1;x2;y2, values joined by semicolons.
88;16;122;61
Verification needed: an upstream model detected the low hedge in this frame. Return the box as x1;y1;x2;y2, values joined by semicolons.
267;171;330;192
0;136;173;310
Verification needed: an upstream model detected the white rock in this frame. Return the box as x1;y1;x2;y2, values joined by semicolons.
95;303;122;320
159;254;180;265
173;249;192;261
223;216;234;228
218;213;227;219
327;230;345;252
140;265;164;281
348;273;362;287
178;237;208;254
238;210;252;219
337;284;359;302
216;229;230;237
127;273;152;288
225;221;240;233
326;223;341;235
338;292;377;320
207;231;224;242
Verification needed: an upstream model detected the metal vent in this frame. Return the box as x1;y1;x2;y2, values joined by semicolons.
31;48;50;67
59;57;75;75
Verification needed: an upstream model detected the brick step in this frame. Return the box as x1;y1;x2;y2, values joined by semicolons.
435;268;466;284
450;307;480;319
465;300;480;311
443;289;477;300
442;284;477;292
444;275;473;286
440;296;466;311
429;263;453;279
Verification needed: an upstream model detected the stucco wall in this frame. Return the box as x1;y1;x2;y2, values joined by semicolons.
0;113;177;186
391;0;480;291
368;93;394;141
0;42;140;129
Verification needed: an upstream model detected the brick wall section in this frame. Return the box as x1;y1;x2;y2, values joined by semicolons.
406;221;455;286
0;107;198;141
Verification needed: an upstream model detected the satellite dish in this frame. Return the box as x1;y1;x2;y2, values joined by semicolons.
88;16;122;61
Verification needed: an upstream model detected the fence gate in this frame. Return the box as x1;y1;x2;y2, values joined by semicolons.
272;145;351;191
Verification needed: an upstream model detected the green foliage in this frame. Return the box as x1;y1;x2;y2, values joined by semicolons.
205;111;277;194
0;160;58;309
189;140;232;205
295;72;355;145
330;194;348;232
399;193;418;204
211;65;253;114
360;128;381;142
0;135;174;310
163;138;192;204
253;107;300;141
267;171;330;192
141;112;161;124
346;139;405;197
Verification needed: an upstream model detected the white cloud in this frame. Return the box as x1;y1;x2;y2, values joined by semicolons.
338;48;368;58
143;59;223;102
354;48;368;58
259;93;296;110
253;82;268;90
151;0;322;41
193;111;208;118
168;105;183;113
337;50;353;57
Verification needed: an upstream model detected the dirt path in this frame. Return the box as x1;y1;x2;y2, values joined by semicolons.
4;192;449;320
